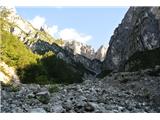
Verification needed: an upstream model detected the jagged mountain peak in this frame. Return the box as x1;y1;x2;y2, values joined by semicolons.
63;40;107;61
95;45;107;62
1;6;107;62
0;6;102;74
0;6;57;46
63;40;95;58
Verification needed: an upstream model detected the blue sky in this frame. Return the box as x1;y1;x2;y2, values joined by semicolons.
16;7;129;50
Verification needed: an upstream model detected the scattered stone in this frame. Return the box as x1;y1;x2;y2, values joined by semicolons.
51;104;65;113
27;93;35;99
84;103;95;112
1;68;159;113
36;91;50;104
29;108;46;113
62;100;73;111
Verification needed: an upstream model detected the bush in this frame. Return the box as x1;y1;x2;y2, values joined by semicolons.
10;85;21;92
48;85;59;93
18;63;49;84
35;75;49;84
0;30;39;69
17;51;83;84
41;54;83;84
1;30;84;85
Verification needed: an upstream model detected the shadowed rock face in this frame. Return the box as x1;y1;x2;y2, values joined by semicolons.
103;7;160;72
31;40;102;73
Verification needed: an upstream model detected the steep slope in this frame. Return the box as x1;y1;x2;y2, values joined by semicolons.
0;30;39;69
0;6;102;74
31;40;101;74
0;30;84;84
0;6;57;45
1;6;160;113
103;7;160;72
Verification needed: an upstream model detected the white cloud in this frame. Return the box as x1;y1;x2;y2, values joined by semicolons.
30;16;46;29
48;25;58;37
30;16;92;43
59;28;92;43
30;16;58;37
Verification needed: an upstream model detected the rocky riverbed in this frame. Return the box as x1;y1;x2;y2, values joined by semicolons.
1;67;160;113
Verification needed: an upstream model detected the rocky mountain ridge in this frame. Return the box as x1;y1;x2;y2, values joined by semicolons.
0;7;55;45
103;7;160;72
31;40;102;73
0;6;104;73
63;40;107;61
1;6;160;113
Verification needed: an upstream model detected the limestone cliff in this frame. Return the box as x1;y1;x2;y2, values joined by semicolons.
103;7;160;72
95;45;107;62
63;40;107;62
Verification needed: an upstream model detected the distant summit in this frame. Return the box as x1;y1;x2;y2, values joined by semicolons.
63;40;107;61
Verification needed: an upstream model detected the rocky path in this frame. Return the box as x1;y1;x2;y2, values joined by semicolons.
1;68;160;113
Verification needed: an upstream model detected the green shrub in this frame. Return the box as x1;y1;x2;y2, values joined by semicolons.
18;62;49;84
0;30;39;69
48;85;59;93
35;75;49;84
41;54;83;84
10;85;20;92
1;30;84;85
17;51;83;84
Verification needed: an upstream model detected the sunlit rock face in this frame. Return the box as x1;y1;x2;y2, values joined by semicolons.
95;45;107;62
0;6;55;48
0;62;20;84
1;7;104;73
103;7;160;72
63;40;95;59
63;40;107;62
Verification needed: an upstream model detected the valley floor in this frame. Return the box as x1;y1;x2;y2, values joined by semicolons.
1;67;160;113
